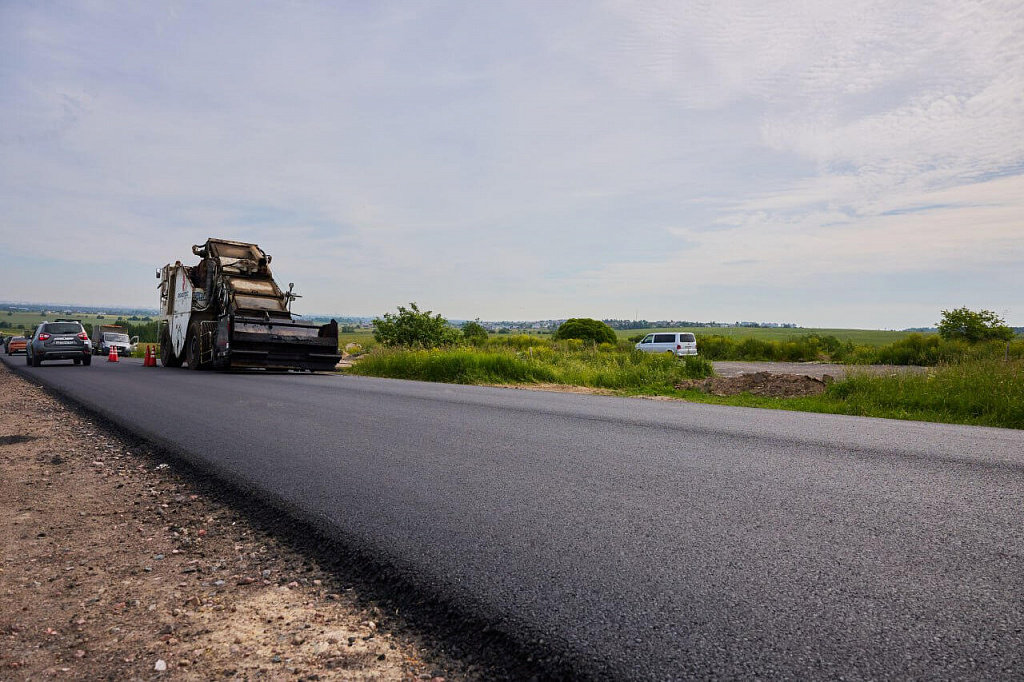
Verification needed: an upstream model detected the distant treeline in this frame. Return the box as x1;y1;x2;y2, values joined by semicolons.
603;319;798;330
112;317;160;343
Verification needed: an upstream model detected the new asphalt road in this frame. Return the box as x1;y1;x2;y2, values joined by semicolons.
6;356;1024;679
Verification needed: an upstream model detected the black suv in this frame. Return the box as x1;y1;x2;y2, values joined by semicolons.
27;319;93;366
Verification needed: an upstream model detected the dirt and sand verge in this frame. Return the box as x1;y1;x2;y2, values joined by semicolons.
674;371;832;397
0;361;460;681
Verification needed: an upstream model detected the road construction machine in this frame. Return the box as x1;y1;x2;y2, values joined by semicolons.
157;238;341;371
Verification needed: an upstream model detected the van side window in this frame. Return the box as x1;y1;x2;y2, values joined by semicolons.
640;335;653;344
653;333;675;343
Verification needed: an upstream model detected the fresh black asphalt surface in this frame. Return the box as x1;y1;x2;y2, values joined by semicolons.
5;356;1024;680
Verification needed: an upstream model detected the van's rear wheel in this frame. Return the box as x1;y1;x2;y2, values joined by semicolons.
160;329;183;368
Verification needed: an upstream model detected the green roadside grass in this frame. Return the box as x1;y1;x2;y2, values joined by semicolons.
346;346;714;391
613;360;1024;430
344;341;1024;430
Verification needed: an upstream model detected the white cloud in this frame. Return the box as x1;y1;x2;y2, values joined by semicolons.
1;1;1022;326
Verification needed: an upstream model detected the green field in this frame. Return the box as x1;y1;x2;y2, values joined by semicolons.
336;328;376;349
1;311;156;337
615;327;926;346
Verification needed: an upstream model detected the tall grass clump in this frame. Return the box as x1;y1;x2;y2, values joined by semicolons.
848;335;1024;366
824;359;1024;428
348;347;558;384
693;329;1023;366
485;334;552;350
348;345;714;390
696;333;842;362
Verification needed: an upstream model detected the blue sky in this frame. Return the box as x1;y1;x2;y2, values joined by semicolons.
1;1;1022;328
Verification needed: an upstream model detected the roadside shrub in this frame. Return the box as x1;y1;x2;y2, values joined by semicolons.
865;334;940;365
938;307;1014;343
461;320;489;345
827;340;859;363
736;337;777;361
553;318;617;345
372;302;461;349
486;334;550;350
114;317;159;343
694;335;736;360
682;354;714;377
843;335;1024;366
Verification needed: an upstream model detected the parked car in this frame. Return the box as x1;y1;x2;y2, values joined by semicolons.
26;320;92;366
635;332;698;357
92;330;137;357
6;335;28;355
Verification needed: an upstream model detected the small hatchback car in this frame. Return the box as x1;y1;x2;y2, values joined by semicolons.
635;332;698;357
5;335;28;355
27;319;92;366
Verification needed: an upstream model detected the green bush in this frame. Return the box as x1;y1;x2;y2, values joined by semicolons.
938;307;1014;343
695;334;831;362
846;335;1023;366
682;354;714;377
372;303;461;348
461;320;489;345
693;335;736;360
486;334;550;350
114;317;159;343
553;318;617;345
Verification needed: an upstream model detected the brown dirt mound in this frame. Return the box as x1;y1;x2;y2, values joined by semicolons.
675;371;834;398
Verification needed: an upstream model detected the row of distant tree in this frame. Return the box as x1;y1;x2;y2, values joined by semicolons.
3;305;1018;348
601;319;798;330
369;304;1020;350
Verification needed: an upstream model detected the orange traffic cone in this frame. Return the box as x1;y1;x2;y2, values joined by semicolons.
108;344;119;362
146;346;157;367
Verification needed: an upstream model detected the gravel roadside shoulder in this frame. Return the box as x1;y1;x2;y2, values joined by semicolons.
0;362;458;681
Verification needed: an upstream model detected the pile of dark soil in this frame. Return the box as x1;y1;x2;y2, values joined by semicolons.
675;371;834;398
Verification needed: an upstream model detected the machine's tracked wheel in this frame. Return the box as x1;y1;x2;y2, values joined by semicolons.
160;328;183;368
185;322;209;370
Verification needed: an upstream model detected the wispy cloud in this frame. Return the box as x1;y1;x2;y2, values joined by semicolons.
0;1;1021;327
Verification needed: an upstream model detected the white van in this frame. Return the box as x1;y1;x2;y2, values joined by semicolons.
635;332;698;357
